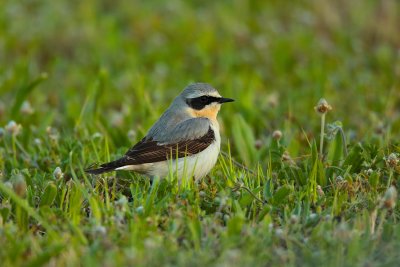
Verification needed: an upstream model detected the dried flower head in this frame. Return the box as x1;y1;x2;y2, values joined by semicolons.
267;92;279;108
374;122;385;135
290;214;299;224
46;126;60;143
5;121;22;136
381;186;397;210
314;98;332;115
110;111;124;127
272;130;282;141
254;139;263;150
12;174;27;198
385;153;399;169
0;101;4;117
317;185;325;197
282;151;296;165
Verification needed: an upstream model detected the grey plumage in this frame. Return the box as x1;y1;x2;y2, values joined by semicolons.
146;83;220;140
155;118;211;144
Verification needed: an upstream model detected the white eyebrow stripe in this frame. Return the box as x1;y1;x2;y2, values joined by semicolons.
185;91;222;99
207;92;222;98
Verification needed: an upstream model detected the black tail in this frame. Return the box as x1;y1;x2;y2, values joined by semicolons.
85;157;130;175
85;163;115;175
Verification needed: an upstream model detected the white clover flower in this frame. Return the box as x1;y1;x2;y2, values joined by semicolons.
127;129;136;140
46;126;60;142
93;225;107;236
91;132;103;139
20;101;34;115
272;130;282;140
110;111;124;127
275;228;284;237
308;213;318;220
135;206;144;214
34;138;42;146
5;121;22;136
53;167;64;180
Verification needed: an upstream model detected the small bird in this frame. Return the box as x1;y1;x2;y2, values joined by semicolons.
85;83;234;180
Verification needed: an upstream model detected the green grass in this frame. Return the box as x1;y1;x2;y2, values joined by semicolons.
1;0;400;266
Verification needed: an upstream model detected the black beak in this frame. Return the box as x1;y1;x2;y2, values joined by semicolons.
218;97;235;103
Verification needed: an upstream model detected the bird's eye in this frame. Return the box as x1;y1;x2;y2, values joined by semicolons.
200;96;208;103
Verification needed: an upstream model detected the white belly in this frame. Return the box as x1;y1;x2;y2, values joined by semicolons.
117;123;221;181
148;139;220;180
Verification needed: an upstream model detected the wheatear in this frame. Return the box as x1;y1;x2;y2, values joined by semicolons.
85;83;234;180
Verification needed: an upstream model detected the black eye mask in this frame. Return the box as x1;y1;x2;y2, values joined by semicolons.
186;96;234;110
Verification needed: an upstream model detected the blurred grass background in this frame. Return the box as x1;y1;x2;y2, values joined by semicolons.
1;0;399;141
1;0;400;266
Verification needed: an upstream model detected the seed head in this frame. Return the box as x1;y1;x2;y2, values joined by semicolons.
315;98;332;115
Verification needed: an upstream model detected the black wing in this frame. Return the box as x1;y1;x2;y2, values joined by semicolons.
85;127;215;174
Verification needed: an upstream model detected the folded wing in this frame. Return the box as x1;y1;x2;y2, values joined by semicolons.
86;118;215;174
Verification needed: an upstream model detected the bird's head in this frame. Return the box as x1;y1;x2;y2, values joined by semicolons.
179;83;234;120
